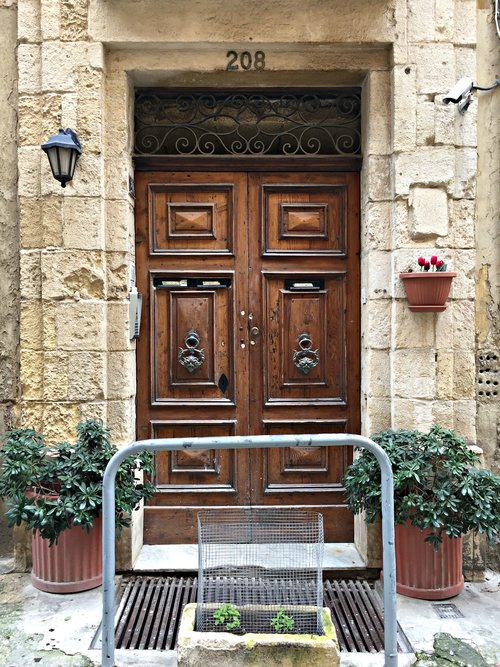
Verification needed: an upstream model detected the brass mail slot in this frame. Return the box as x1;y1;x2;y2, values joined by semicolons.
285;279;324;291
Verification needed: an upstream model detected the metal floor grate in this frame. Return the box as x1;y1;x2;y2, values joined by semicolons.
96;575;411;653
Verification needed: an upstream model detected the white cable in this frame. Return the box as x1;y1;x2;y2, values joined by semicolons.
496;0;500;39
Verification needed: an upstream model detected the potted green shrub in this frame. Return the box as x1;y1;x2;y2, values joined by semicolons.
0;419;155;593
343;424;500;599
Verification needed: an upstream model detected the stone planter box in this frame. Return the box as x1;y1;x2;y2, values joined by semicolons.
177;603;340;667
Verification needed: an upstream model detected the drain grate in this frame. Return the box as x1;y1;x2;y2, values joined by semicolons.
97;576;411;653
432;603;464;619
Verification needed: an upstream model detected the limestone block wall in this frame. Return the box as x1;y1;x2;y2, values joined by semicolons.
10;0;494;567
0;0;19;558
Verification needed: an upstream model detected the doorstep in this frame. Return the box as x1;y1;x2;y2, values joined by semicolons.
133;542;366;573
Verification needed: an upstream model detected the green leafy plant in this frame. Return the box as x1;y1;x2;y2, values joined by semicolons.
213;603;241;631
343;424;500;550
0;419;155;545
270;608;295;633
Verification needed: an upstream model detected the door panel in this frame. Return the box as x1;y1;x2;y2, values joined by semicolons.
136;169;359;544
152;279;234;404
264;274;346;403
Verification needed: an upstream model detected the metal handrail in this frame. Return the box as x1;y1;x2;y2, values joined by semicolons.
101;433;397;666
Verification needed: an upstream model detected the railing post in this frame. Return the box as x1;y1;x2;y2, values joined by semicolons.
101;434;396;667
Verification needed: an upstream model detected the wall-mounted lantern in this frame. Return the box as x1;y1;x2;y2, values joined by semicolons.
41;128;82;187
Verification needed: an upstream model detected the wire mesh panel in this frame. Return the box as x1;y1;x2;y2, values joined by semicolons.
197;508;324;635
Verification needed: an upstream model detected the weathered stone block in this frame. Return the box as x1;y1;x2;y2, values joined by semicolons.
363;155;391;202
106;252;130;300
67;351;105;401
363;349;390;398
18;94;62;146
76;65;103;154
435;0;454;41
412;43;454;94
365;251;392;300
41;0;61;40
453;400;476;441
18;147;41;198
362;201;391;251
55;302;106;351
392;398;435;430
42;402;81;445
394;147;454;196
392;66;417;152
41;42;104;92
20;301;43;350
20;351;43;400
409;187;448;239
41;249;105;300
177;604;340;667
105;199;133;252
63;197;104;249
434;98;455;145
454;0;476;44
393;302;435;349
364;70;391;156
106;399;135;445
453;147;477;198
20;250;41;301
18;0;42;43
432;399;454;427
20;197;43;249
440;199;475;249
453;350;476;399
107;302;132;352
79;400;106;424
449;250;475;299
362;398;391;437
416;97;435;147
107;351;135;400
43;351;69;401
61;0;89;41
436;350;454;400
364;301;391;349
393;349;436;399
20;401;44;432
407;0;435;42
18;44;41;94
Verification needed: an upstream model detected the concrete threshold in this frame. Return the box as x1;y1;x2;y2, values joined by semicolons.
133;542;366;572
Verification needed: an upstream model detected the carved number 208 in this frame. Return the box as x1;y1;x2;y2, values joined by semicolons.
226;50;266;71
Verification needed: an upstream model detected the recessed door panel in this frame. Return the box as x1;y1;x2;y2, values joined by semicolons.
265;275;346;403
152;279;234;403
150;184;234;254
262;184;346;255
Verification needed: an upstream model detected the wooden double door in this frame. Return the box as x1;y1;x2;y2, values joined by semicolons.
135;169;360;543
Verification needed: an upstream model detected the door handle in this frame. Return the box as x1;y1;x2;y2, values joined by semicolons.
249;326;260;346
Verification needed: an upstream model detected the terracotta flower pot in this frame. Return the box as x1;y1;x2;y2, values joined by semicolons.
31;515;103;593
394;521;464;600
399;272;456;312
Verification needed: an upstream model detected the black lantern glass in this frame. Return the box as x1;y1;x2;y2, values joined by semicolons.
41;128;82;187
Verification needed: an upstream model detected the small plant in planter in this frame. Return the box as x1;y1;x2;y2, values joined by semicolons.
270;607;295;633
343;424;500;599
0;419;155;592
400;255;456;311
212;603;241;632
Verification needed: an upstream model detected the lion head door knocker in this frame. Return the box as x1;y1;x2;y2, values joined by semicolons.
292;332;320;375
178;329;206;374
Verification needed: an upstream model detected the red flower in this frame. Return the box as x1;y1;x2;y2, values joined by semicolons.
418;257;426;266
430;255;438;265
436;260;444;269
424;261;431;271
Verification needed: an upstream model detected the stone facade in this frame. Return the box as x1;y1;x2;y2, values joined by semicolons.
0;0;498;568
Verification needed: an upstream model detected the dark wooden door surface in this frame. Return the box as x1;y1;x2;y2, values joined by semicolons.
135;170;360;543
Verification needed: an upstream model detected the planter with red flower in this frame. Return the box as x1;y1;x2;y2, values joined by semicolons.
400;255;456;312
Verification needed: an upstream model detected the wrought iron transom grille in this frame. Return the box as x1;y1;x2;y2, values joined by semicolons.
134;90;361;157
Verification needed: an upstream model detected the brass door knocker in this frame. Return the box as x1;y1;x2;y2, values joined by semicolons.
178;330;206;373
293;332;320;375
